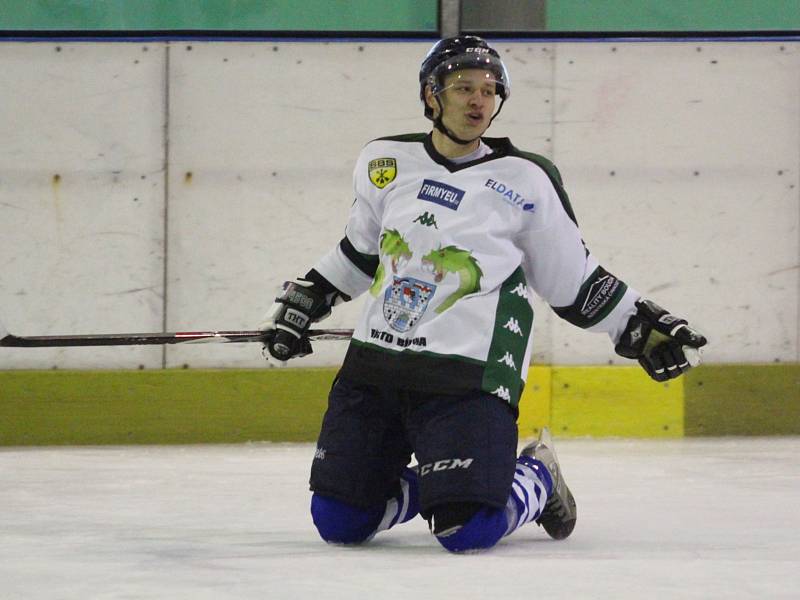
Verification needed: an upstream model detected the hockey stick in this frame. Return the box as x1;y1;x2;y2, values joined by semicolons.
0;318;353;348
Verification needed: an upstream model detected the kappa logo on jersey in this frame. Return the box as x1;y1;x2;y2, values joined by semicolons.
492;386;512;401
497;352;518;370
510;282;528;298
368;158;397;189
413;211;439;228
485;179;535;212
503;317;524;336
383;276;436;333
417;179;465;210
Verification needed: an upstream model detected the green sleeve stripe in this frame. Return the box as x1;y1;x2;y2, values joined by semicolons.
553;267;628;329
340;236;379;278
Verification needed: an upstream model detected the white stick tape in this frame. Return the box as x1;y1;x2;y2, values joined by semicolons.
684;346;702;368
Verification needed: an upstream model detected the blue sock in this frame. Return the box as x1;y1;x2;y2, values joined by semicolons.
505;456;551;534
311;494;384;544
311;467;420;544
434;506;508;553
374;466;420;532
435;457;552;552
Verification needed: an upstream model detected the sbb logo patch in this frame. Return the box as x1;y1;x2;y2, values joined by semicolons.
368;158;397;189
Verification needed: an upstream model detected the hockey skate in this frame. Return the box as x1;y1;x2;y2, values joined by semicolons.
519;427;577;540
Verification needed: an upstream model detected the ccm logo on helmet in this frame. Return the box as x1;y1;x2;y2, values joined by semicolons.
466;47;490;54
418;458;474;476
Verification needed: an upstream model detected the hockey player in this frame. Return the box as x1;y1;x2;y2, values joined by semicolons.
259;36;707;552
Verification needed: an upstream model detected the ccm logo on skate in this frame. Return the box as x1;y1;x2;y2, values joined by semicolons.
419;458;474;476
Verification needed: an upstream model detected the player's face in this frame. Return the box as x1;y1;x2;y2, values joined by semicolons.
436;69;497;137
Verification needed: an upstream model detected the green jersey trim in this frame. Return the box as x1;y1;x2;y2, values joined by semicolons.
374;133;428;144
508;145;579;226
348;338;485;367
338;338;486;395
481;266;533;407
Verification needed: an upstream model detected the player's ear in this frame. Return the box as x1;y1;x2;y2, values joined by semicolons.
424;85;440;117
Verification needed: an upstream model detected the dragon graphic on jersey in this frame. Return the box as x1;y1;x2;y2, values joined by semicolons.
369;229;413;296
421;246;483;313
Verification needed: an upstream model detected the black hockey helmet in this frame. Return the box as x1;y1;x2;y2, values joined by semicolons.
418;35;511;121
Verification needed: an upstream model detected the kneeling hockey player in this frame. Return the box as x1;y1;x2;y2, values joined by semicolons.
259;36;707;553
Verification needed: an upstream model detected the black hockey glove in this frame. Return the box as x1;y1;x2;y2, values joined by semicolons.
260;279;332;362
259;273;349;364
615;299;707;382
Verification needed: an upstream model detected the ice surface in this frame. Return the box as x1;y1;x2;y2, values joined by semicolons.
1;438;798;599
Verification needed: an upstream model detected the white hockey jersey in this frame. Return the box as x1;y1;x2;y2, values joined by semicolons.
314;134;640;407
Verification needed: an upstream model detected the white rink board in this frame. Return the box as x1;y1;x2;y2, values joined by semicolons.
550;42;800;364
0;43;166;369
0;40;798;369
161;42;422;368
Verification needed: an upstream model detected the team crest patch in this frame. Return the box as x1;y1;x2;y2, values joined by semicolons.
368;158;397;189
383;276;436;333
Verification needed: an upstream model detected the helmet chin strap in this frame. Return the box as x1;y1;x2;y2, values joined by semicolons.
432;96;507;147
433;117;476;146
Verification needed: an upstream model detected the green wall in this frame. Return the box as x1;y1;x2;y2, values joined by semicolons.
1;0;797;33
0;0;438;31
2;364;797;445
547;0;800;32
0;368;336;445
